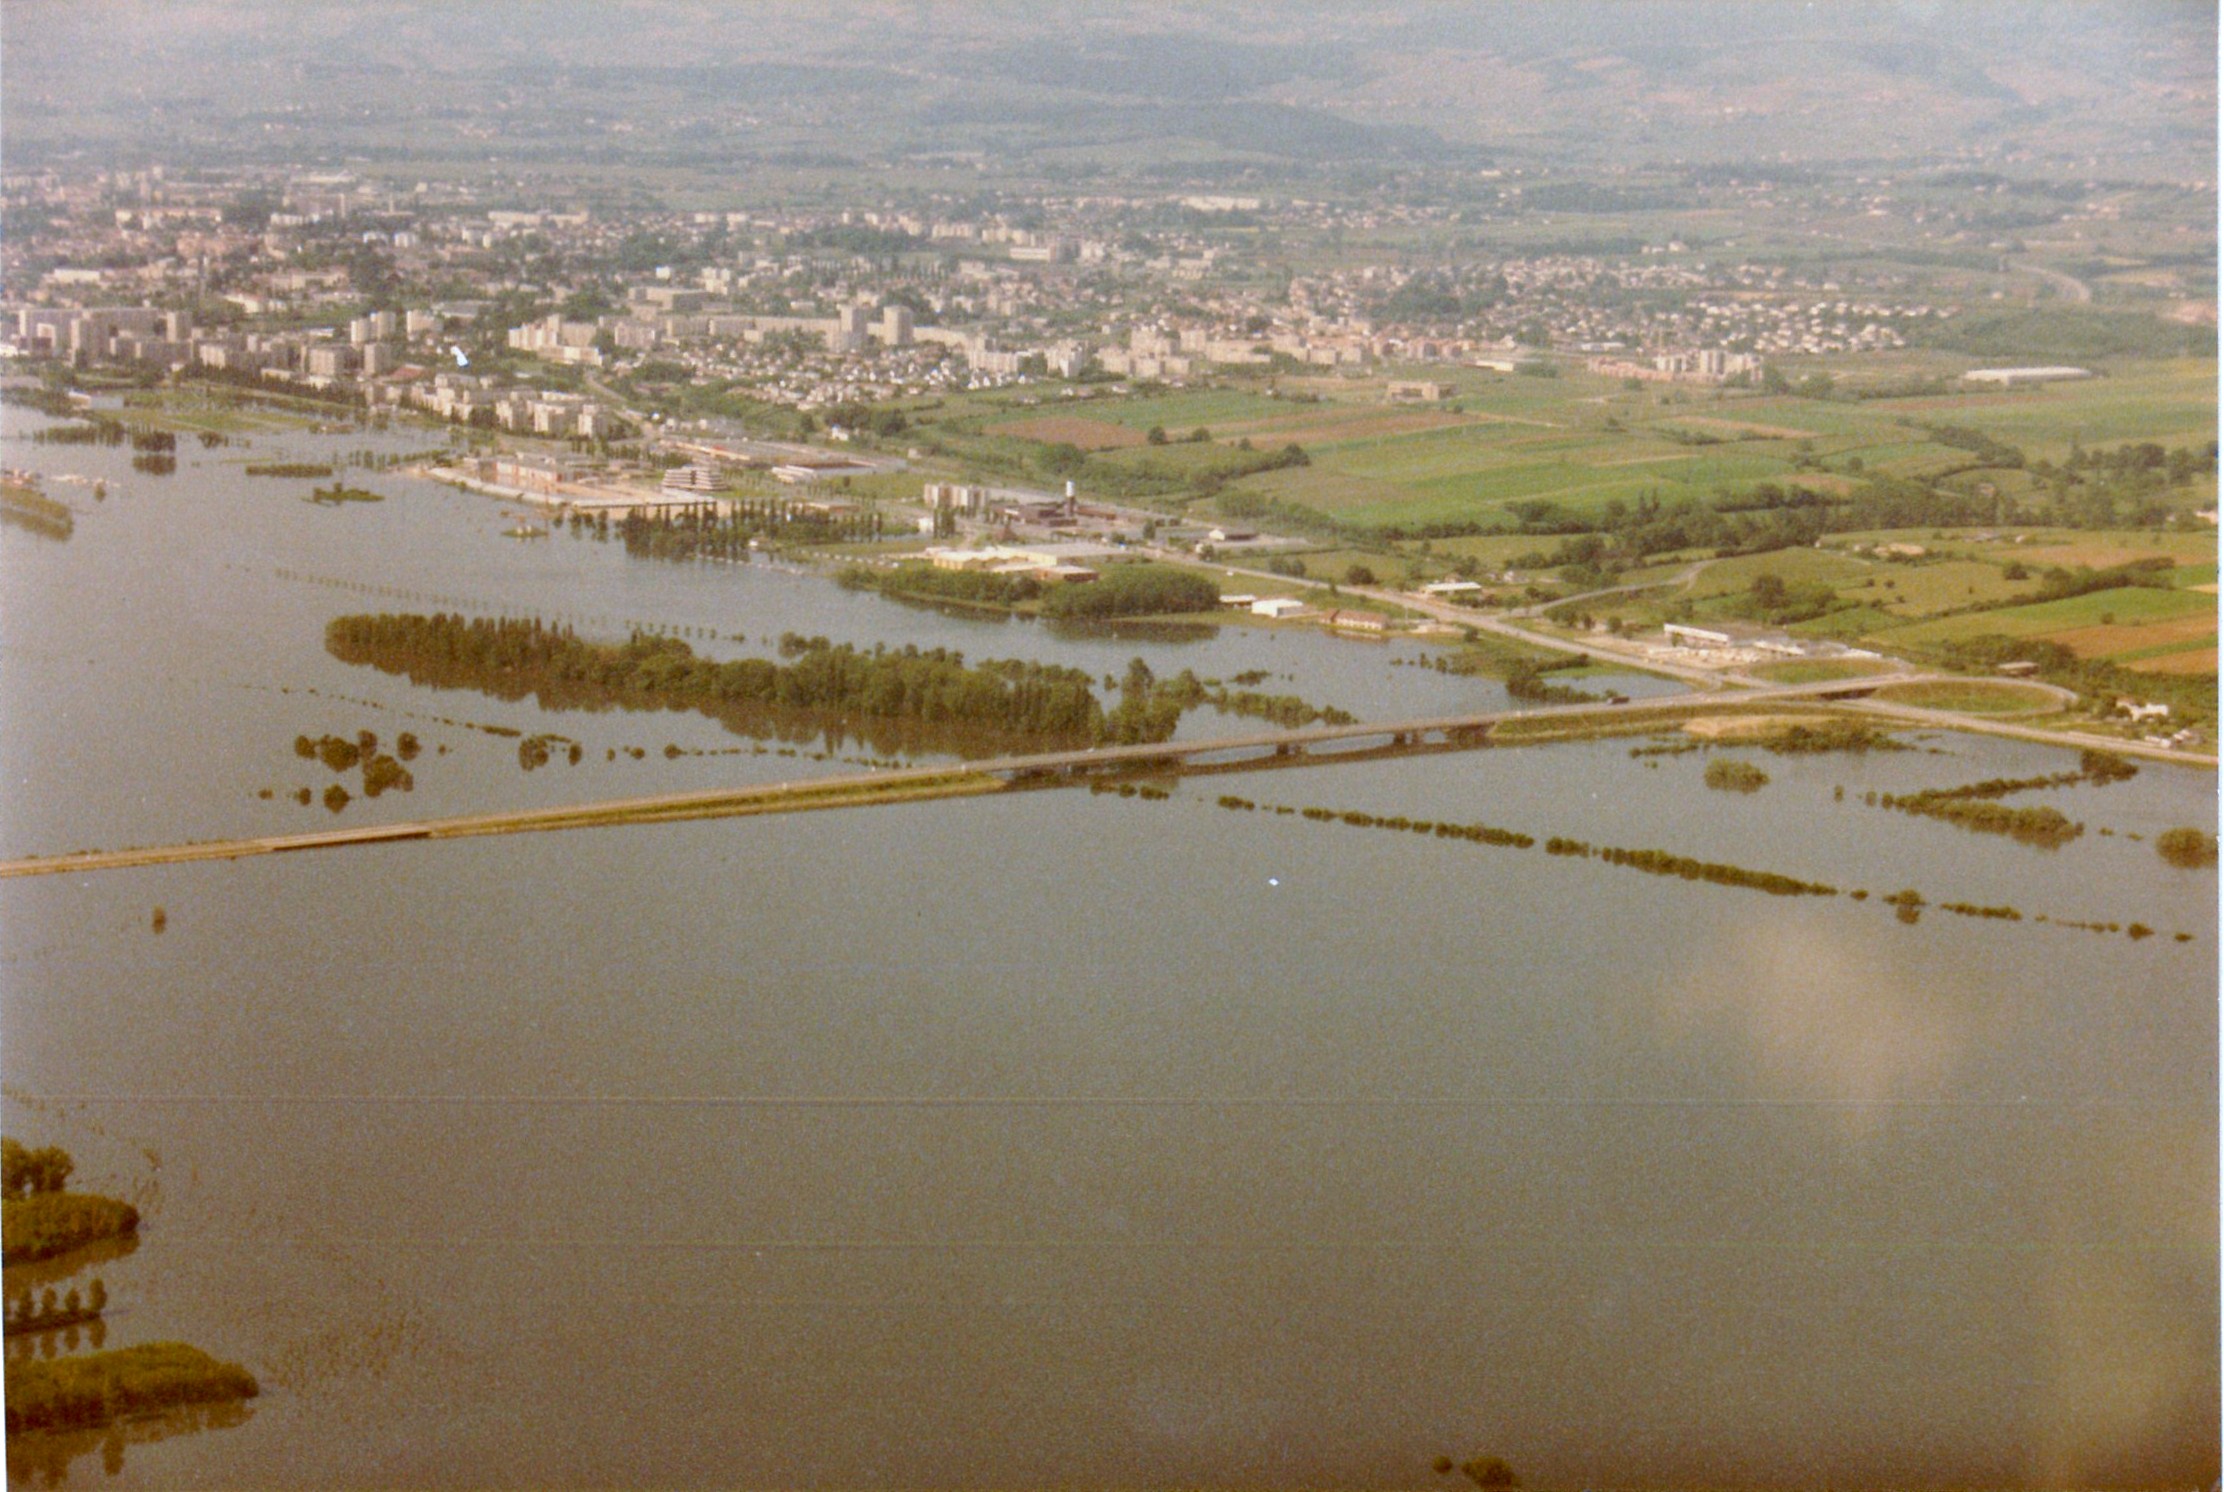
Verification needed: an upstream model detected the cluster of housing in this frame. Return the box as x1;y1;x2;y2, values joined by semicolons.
4;163;1964;421
1584;348;1767;385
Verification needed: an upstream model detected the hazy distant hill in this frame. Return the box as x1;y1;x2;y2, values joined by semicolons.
1;1;2211;177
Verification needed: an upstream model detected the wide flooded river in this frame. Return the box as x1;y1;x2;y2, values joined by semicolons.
3;405;2215;1487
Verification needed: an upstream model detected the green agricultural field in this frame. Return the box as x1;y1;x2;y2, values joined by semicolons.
1688;397;1889;441
1271;547;1411;583
1851;559;2034;616
916;358;2211;547
1630;448;1795;487
1352;473;1661;529
1080;389;1291;433
1685;547;1875;599
1224;464;1409;516
836;470;931;504
1094;439;1259;475
1870;679;2062;714
1204;406;1466;450
1826;439;1967;478
2107;634;2217;667
1861;360;2218;460
1404;457;1653;505
1790;604;1902;641
1830;526;2215;568
1322;422;1576;484
1280;437;1721;529
1941;465;2043;497
1751;657;1908;685
1399;532;1559;568
1884;582;2214;645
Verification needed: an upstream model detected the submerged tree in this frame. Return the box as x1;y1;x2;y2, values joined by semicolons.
1;1139;74;1198
1434;1453;1519;1489
2156;827;2218;868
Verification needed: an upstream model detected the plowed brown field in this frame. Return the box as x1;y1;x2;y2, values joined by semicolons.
995;416;1149;450
2045;613;2217;659
2126;648;2217;676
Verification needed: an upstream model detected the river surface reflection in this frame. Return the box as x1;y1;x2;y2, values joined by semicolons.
0;407;2214;1487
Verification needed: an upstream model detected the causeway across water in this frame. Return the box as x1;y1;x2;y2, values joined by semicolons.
3;677;2207;880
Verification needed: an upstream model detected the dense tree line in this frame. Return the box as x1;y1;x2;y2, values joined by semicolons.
1921;421;2025;469
0;385;84;418
1241;795;1831;894
1215;794;1533;848
1926;635;2215;726
1103;656;1189;744
1592;844;1837;896
1021;437;1307;502
1748;721;1900;754
838;564;1042;609
1503;658;1606;704
1941;901;2024;922
1;1141;72;1200
1218;431;2213;566
325;612;1112;746
2061;440;2216;485
1087;659;1356;744
176;363;360;408
1;1142;140;1265
6;1278;107;1337
2020;555;2177;604
4;1343;259;1437
1205;688;1357;729
614;499;888;563
1871;788;2081;847
1874;752;2136;808
1040;565;1221;620
818;400;910;438
29;416;126;447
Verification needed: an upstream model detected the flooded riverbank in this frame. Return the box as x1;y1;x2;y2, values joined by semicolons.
2;406;2214;1488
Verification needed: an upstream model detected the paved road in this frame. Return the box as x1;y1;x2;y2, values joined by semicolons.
1842;696;2210;764
2013;260;2093;305
0;682;1902;881
1516;561;1713;619
1183;548;1733;686
8;676;2206;882
1345;579;1734;687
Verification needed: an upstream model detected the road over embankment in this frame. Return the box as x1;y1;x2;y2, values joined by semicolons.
2013;260;2093;304
4;679;2208;881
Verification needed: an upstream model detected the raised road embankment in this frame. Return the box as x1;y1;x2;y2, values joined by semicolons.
2;680;2208;880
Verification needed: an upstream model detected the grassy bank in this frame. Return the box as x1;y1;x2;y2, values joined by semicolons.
1870;679;2063;715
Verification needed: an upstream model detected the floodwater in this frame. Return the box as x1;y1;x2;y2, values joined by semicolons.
1;405;2215;1488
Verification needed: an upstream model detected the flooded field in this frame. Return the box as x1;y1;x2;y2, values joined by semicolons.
2;408;2214;1488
